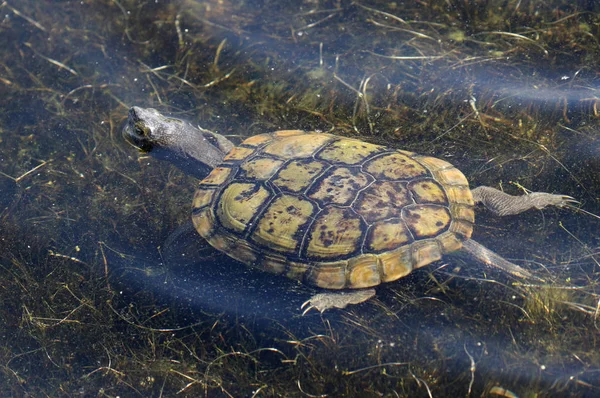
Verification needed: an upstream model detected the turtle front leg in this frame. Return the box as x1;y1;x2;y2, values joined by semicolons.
301;289;376;315
471;186;578;216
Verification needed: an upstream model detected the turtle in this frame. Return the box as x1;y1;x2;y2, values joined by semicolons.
123;107;577;313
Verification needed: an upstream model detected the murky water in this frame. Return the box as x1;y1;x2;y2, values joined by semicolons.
1;0;599;396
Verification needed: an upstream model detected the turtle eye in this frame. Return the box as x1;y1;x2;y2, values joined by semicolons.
134;125;147;137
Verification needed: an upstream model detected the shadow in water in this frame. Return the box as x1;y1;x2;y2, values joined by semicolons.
108;221;313;324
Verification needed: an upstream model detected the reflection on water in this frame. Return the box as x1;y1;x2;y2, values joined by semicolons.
1;0;600;396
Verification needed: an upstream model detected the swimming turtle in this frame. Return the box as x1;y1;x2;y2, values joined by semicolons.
123;107;576;313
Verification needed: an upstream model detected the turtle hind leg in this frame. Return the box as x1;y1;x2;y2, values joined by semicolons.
462;239;545;282
301;288;376;315
471;186;578;216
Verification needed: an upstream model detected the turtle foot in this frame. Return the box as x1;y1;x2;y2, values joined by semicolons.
301;289;376;315
471;186;579;216
528;192;579;210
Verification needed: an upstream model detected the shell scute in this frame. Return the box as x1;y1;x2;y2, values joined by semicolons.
437;231;464;254
263;134;332;159
449;220;474;240
379;245;413;282
366;218;412;252
411;240;443;269
364;153;429;180
192;188;216;210
435;167;470;186
305;206;364;260
228;239;259;265
261;253;287;274
239;157;284;180
444;185;475;205
413;155;454;171
241;133;273;147
217;183;271;233
451;204;475;223
355;181;412;223
202;167;232;185
402;204;451;239
206;230;235;253
224;146;254;161
286;260;311;280
306;261;347;289
192;208;214;238
307;166;371;206
347;255;381;288
251;194;315;253
408;179;448;205
271;159;328;192
317;138;385;165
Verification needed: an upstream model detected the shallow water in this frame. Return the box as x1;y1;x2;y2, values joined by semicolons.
1;0;600;396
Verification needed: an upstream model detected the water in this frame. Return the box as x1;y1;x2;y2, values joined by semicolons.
1;0;599;396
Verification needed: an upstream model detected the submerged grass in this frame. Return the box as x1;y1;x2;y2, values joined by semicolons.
1;0;600;396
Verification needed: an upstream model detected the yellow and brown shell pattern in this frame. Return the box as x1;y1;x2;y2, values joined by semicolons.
192;131;475;290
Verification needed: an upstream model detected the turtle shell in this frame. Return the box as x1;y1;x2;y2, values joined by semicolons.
192;131;475;290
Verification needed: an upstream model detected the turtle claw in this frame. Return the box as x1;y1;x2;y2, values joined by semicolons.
531;193;580;210
562;195;580;205
555;194;579;205
300;289;376;315
300;302;316;316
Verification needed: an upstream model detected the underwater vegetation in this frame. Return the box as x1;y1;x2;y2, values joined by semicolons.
1;0;600;396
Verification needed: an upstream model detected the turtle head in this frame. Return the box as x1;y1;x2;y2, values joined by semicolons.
123;107;234;179
123;107;184;154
